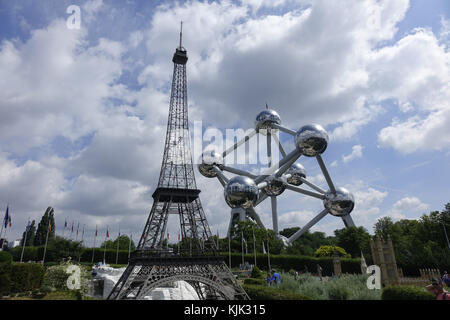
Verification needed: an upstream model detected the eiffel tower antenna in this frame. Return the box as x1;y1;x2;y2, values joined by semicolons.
179;21;183;49
107;26;248;301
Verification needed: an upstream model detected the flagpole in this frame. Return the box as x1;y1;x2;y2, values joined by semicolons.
128;232;132;261
91;225;97;264
241;230;244;267
103;226;108;265
42;218;51;265
217;230;220;252
252;228;257;267
267;234;271;272
1;204;8;240
75;222;79;241
20;220;30;263
228;231;231;269
78;224;85;263
115;228;120;265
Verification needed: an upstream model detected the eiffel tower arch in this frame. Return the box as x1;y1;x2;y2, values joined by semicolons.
107;23;248;300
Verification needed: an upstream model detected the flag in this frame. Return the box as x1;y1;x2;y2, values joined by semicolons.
3;205;9;229
76;222;79;236
8;214;11;228
26;220;31;232
167;232;169;240
262;240;266;254
71;221;74;233
64;219;67;229
106;227;109;238
95;225;98;237
48;223;52;232
178;233;181;241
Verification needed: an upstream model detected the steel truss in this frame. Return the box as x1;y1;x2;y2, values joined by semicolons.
108;25;248;300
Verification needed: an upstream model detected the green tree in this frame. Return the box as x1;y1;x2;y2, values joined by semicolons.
334;226;371;259
20;220;36;247
100;235;135;251
314;245;350;258
34;207;55;246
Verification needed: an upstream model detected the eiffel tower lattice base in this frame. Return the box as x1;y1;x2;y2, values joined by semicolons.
107;254;249;300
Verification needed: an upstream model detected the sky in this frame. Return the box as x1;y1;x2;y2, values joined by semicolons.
0;0;449;247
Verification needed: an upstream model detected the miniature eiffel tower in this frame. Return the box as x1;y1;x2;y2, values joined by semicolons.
107;23;248;300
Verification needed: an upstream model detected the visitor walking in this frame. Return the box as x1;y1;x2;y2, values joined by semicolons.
442;271;450;287
426;278;450;300
267;273;272;287
271;269;281;288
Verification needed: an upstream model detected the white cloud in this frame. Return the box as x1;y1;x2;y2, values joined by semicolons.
385;196;428;220
373;28;450;153
342;145;363;163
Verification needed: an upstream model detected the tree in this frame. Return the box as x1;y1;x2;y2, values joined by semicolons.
34;207;55;246
100;235;135;251
314;245;350;258
20;220;36;247
334;226;371;259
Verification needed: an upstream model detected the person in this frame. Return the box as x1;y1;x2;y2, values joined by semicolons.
442;271;450;287
426;278;450;300
294;270;299;280
266;273;272;287
271;269;281;287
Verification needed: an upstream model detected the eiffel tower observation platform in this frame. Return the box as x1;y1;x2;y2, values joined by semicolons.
151;187;200;203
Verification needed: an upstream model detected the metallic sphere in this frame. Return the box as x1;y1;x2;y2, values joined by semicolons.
323;187;355;217
224;176;259;209
285;163;306;186
255;109;281;130
198;150;223;178
295;124;329;157
277;235;291;247
263;177;286;196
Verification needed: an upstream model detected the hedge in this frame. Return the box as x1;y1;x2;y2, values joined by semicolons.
219;252;361;276
243;284;311;300
9;247;362;275
244;278;267;286
381;285;435;300
0;251;13;264
9;246;132;265
42;290;82;300
0;263;45;295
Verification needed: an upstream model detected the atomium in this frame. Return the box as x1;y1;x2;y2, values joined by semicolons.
198;150;223;178
198;105;356;246
224;176;258;209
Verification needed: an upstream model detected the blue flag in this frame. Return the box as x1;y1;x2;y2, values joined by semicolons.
3;205;9;229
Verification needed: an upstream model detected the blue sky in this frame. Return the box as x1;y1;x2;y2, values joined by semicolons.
0;0;449;246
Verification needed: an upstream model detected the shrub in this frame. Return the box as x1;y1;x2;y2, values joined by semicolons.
0;263;12;295
219;253;361;276
381;285;435;300
0;263;45;295
250;266;264;279
278;272;381;300
42;290;82;300
9;263;45;293
325;280;351;300
243;284;311;300
244;278;267;286
315;245;351;258
43;261;90;294
0;251;13;264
